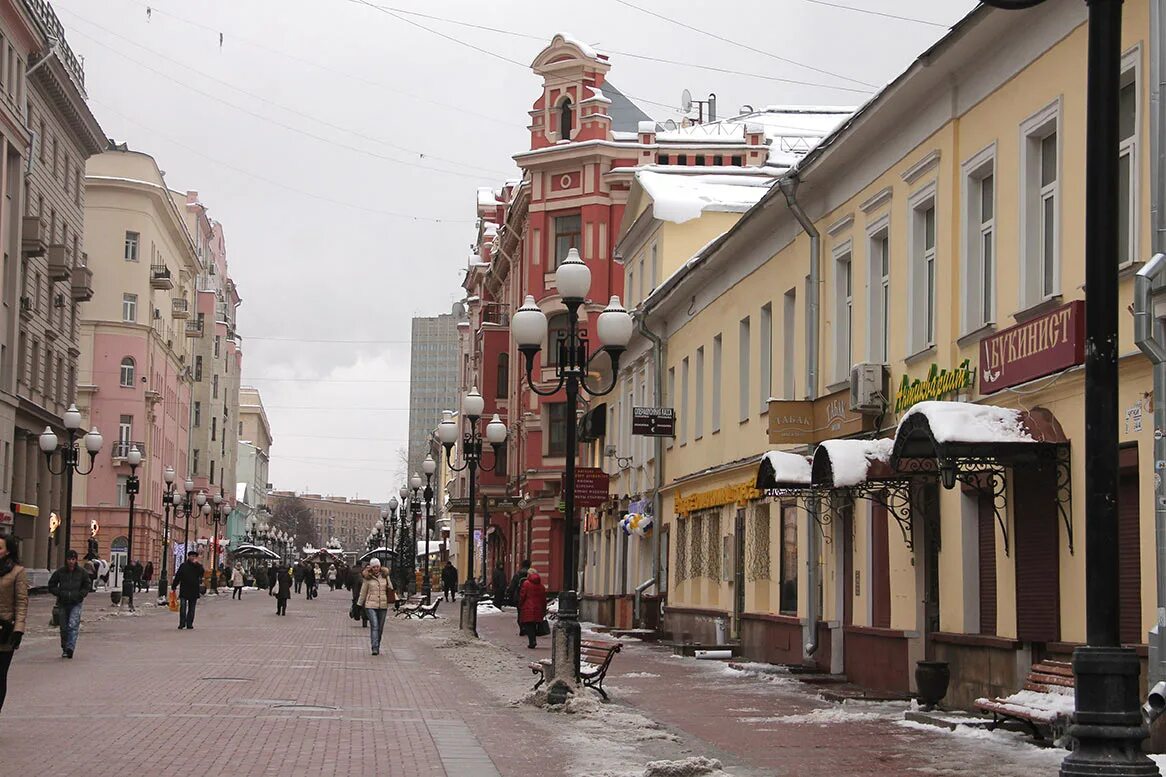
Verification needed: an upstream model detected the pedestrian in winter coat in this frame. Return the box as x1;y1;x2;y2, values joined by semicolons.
490;562;507;608
172;551;205;630
292;562;304;593
517;569;548;649
327;565;337;590
231;565;245;600
48;549;90;658
440;561;458;602
269;566;292;615
304;564;317;600
0;535;28;713
142;561;154;591
357;558;395;655
506;559;530;633
350;564;369;627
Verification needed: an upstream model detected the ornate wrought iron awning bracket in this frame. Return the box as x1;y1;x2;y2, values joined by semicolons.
843;480;916;552
764;488;831;544
1036;444;1074;554
949;458;1010;556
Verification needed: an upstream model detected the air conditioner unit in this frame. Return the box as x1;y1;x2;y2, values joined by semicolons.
849;362;887;414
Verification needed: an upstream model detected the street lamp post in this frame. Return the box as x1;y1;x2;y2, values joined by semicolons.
438;393;508;636
511;249;632;700
207;490;228;593
124;446;142;610
410;472;423;596
395;484;411;595
159;467;177;603
38;404;103;563
980;2;1155;775
421;455;437;603
177;479;195;562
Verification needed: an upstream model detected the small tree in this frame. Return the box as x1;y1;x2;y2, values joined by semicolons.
269;496;319;552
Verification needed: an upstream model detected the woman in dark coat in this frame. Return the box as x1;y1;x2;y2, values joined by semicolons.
269;566;292;616
303;564;317;600
517;569;548;649
350;563;368;627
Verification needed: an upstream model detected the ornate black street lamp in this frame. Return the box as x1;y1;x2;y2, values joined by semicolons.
393;485;410;593
123;446;142;610
410;471;424;593
438;390;508;635
180;480;201;563
421;454;437;603
206;490;228;593
38;404;103;562
158;466;177;603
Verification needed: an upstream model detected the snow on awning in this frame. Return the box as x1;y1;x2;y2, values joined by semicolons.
231;544;279;560
755;450;813;491
811;438;896;488
891;401;1066;468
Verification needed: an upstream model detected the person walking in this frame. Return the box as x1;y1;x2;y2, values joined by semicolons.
269;565;292;615
231;564;245;600
47;549;89;658
293;562;304;594
441;560;458;602
172;550;205;630
506;559;530;635
490;562;507;609
327;564;337;591
0;535;28;713
350;564;368;628
304;563;317;600
141;561;154;592
517;568;548;649
357;558;394;655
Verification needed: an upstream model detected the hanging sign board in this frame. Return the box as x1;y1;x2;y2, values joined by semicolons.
632;407;676;437
979;300;1084;395
569;467;610;508
767;388;873;444
894;360;976;413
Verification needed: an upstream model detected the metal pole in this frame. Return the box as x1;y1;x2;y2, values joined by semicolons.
466;436;478;587
62;434;75;559
182;498;190;563
126;468;137;610
563;305;580;593
423;478;432;604
159;491;171;602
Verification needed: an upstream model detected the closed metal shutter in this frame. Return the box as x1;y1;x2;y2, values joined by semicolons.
1014;468;1059;643
871;502;891;629
1118;469;1142;646
978;492;997;636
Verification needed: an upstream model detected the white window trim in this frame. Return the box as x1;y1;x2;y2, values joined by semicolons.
694;346;704;441
865;215;891;364
831;240;853;384
712;334;722;433
1018;98;1062;309
738;317;751;424
759;304;772;413
1119;45;1141;269
122;293;137;323
960;143;997;335
906;181;938;354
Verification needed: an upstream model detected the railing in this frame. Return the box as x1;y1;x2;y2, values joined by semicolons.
23;0;86;93
151;264;171;281
171;298;189;314
481;306;510;326
111;440;145;460
185;320;203;337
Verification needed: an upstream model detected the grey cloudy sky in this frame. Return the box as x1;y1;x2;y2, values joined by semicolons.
56;0;976;502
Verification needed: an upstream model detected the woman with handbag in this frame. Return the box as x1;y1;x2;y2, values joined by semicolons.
269;565;292;616
517;568;548;649
357;558;394;655
0;535;28;714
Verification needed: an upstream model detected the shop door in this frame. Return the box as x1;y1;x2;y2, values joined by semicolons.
871;503;891;628
841;501;854;626
1118;456;1142;646
733;509;746;637
1014;467;1060;643
916;483;941;659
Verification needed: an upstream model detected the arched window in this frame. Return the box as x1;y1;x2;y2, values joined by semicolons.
496;353;509;399
559;99;573;139
546;314;569;367
119;357;135;387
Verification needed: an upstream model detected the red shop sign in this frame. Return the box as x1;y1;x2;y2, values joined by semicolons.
979;300;1085;395
568;467;611;509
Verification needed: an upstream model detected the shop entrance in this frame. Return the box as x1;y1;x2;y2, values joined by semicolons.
733;508;745;638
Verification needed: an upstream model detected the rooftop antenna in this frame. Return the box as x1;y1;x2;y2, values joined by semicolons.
681;90;717;124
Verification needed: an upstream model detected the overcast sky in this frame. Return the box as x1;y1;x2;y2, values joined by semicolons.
55;0;977;502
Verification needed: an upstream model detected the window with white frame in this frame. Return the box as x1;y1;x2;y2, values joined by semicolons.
712;334;722;433
759;303;772;411
783;289;796;398
122;293;137;323
739;316;751;422
649;242;658;291
694;346;704;440
1119;60;1138;267
908;187;937;352
1020;102;1060;306
867;224;890;363
962;146;996;332
680;357;689;444
124;231;139;262
119;357;135;388
833;245;852;381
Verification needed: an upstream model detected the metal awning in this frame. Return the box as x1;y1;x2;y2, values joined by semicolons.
358;546;397;564
231;544;279;560
811;438;919;550
754;450;814;495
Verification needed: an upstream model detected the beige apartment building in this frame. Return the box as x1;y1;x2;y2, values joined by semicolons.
268;490;382;554
237;386;271;507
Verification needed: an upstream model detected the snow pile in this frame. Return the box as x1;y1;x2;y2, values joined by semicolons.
637;171;774;224
818;438;895;487
476;602;501;614
759;450;812;485
738;699;908;725
900;401;1035;444
974;686;1073;723
620;672;660;679
641;757;727;777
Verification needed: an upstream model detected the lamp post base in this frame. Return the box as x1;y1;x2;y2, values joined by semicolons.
459;580;480;638
547;590;582;706
1060;647;1158;776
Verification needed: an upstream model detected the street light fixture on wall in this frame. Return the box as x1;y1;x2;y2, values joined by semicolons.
439;392;508;635
39;404;103;563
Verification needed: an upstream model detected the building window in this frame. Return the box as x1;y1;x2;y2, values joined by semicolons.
211;416;217;441
194;401;201;427
962;148;996;333
553;214;581;267
739;316;751;422
666;366;675;449
547;402;568;457
118;414;132;447
711;334;722;434
213;374;219;399
783;289;796;399
192;449;201;475
119;357;135;388
713;155;723;166
909;190;937;352
868;226;891;362
559;98;573;139
210;460;216;484
1020;102;1060;306
694;346;705;440
194;356;203;382
657;154;669;165
680;357;689;444
1119;62;1138;266
833;246;852;382
122;293;137;323
496;352;509;399
779;504;798;614
546;313;568;367
677;154;688;166
116;476;129;507
124;231;139;262
759;303;772;412
214;335;220;358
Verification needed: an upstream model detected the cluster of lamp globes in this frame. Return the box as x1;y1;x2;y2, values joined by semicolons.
37;404;108;461
156;465;229;518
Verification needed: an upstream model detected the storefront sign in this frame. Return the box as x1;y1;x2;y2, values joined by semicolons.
675;479;762;516
767;388;874;444
569;467;610;508
632;406;676;437
894;360;976;413
979;300;1084;395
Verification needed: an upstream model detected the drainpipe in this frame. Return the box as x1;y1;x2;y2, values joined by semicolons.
778;174;822;659
634;311;665;628
1143;0;1166;692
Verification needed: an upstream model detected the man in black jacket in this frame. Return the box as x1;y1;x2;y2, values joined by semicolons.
441;561;459;602
47;550;90;658
172;551;205;630
505;559;530;633
490;562;507;609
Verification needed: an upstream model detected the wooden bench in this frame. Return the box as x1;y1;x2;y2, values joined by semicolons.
404;600;440;619
974;660;1075;742
529;639;623;701
394;599;421;617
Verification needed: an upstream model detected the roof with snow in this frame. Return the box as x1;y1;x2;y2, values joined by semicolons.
636;170;775;224
652;105;854;167
812;438;896;488
604;81;652;134
891;402;1067;470
755;450;813;491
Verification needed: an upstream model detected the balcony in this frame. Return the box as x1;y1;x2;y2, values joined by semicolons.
185;320;204;338
171;298;189;319
25;0;86;94
70;263;93;302
21;216;46;257
47;244;69;281
150;264;173;290
111;440;146;462
481;305;510;327
19;296;32;319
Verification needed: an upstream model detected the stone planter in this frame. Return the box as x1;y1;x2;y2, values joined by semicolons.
915;660;950;710
110;591;122;606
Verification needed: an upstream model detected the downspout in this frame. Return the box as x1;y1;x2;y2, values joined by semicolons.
1140;0;1166;689
778;174;823;659
634;311;665;627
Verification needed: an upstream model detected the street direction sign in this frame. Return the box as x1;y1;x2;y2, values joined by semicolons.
632;406;676;437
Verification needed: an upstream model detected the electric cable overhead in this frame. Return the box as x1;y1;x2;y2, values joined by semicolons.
798;0;951;28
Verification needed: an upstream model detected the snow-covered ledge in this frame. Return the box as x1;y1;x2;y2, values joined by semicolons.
755;450;813;491
813;438;896;488
897;401;1036;445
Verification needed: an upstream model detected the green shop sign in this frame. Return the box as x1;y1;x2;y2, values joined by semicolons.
894;359;976;413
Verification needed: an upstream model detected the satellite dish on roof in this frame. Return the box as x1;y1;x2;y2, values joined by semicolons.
663;119;677;131
681;89;692;114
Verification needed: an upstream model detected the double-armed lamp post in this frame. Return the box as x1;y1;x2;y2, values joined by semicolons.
123;446;142;609
159;466;177;603
420;454;437;603
438;390;508;635
38;403;103;563
206;490;229;592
